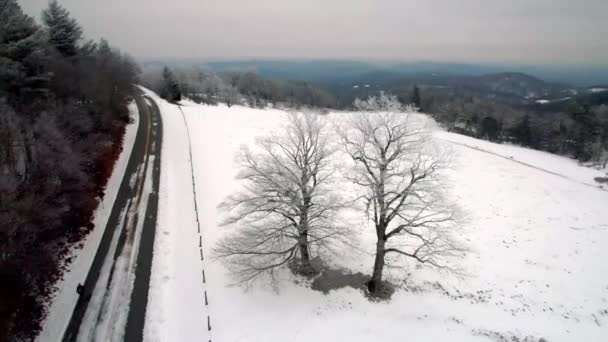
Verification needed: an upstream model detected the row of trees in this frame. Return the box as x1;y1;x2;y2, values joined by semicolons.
214;93;463;298
0;1;139;340
152;65;608;166
418;88;608;164
143;65;339;109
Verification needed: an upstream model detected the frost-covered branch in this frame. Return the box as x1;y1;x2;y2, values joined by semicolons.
214;113;348;284
340;93;465;296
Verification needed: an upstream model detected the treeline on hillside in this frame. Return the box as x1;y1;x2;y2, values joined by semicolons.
321;72;608;164
418;89;608;164
145;63;608;164
0;1;139;340
141;65;338;109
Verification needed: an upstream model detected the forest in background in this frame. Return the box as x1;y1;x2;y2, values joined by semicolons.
0;1;139;340
141;64;339;109
417;86;608;163
146;61;608;165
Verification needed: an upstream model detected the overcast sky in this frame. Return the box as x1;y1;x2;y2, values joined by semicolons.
20;0;608;64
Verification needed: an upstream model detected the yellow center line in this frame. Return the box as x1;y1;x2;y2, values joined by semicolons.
126;96;153;241
133;98;153;207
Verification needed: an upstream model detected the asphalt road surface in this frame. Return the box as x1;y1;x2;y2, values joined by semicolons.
62;91;162;342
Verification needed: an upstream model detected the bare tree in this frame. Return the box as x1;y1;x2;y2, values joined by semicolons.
341;93;464;297
222;85;241;107
215;113;344;284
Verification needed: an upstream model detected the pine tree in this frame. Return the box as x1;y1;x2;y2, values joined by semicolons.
572;106;598;161
0;0;50;105
160;66;181;102
513;114;532;147
42;0;82;57
480;116;499;141
411;85;422;110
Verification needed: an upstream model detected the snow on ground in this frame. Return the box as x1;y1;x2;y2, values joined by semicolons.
435;131;607;187
147;94;608;342
589;88;608;93
143;90;210;342
37;102;140;342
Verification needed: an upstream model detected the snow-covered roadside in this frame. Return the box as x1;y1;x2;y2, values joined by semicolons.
37;102;140;341
142;90;210;341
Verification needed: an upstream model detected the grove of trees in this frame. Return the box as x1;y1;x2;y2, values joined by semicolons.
159;66;182;103
0;1;139;340
142;64;339;109
216;94;463;298
148;62;608;167
418;88;608;164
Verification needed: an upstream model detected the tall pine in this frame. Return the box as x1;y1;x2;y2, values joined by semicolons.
160;66;182;102
513;114;532;147
411;85;422;110
42;0;82;57
572;106;598;161
0;0;50;105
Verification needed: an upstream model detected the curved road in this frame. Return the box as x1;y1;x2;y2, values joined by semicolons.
62;91;162;342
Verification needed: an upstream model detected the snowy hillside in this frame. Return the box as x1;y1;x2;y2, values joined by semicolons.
145;89;608;342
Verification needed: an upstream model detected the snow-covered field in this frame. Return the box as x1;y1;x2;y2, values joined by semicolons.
147;91;608;342
435;131;607;187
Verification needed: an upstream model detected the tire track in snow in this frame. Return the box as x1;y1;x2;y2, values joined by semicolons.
178;106;214;342
64;92;158;342
442;138;608;193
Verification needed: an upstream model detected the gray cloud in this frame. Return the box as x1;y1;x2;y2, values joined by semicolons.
20;0;608;64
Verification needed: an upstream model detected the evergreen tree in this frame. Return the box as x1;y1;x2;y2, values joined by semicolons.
572;106;598;161
0;0;50;105
513;114;532;147
480;116;499;141
160;66;181;102
411;85;422;110
42;0;82;57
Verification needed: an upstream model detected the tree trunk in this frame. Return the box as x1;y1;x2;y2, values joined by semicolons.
370;167;387;295
298;232;312;271
297;200;314;275
368;237;386;294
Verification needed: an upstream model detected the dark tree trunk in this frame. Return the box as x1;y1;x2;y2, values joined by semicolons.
369;166;388;296
368;237;386;294
298;231;313;271
297;196;315;275
295;159;316;274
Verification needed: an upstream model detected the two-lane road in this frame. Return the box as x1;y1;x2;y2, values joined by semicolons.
62;91;162;342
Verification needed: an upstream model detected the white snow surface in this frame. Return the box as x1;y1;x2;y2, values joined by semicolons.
146;93;608;342
435;131;606;187
589;88;607;93
143;89;210;342
37;102;140;342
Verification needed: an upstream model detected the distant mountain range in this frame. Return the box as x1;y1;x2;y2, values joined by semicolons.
197;59;608;109
381;72;578;105
201;59;608;87
322;71;607;111
145;58;608;111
